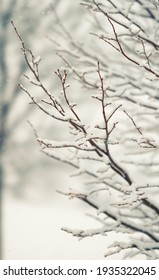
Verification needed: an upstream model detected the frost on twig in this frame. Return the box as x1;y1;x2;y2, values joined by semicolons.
105;240;159;260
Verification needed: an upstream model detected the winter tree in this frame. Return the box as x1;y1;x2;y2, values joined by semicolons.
13;0;159;259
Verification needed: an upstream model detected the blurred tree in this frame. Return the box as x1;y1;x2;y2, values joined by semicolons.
0;0;64;259
0;0;18;259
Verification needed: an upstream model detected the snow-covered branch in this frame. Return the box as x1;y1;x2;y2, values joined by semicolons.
13;0;159;259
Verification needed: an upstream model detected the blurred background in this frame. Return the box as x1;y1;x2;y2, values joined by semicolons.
0;0;112;259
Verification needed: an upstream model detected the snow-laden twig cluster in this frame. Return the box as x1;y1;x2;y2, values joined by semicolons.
12;0;159;259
